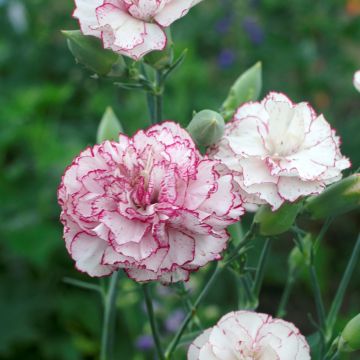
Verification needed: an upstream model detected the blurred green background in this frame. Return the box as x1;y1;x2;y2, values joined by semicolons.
0;0;359;359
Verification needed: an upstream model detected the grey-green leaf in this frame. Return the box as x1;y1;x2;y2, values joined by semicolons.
221;62;262;121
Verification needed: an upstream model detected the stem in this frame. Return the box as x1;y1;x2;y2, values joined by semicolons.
309;265;327;331
252;238;271;298
100;271;120;360
239;275;257;309
326;233;360;338
142;284;165;360
329;349;340;360
276;274;296;318
165;263;222;359
145;68;163;125
314;217;333;253
165;228;255;359
154;70;163;123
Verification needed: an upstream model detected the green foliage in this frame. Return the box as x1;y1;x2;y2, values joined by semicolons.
221;61;262;120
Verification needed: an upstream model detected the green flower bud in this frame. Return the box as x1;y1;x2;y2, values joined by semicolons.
221;62;262;121
288;234;313;274
339;313;360;352
62;30;125;77
305;174;360;219
254;202;302;236
186;110;225;147
97;107;123;143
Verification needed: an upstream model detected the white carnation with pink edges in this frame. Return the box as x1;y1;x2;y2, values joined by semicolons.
58;122;243;283
188;311;311;360
73;0;202;60
209;92;351;210
353;70;360;92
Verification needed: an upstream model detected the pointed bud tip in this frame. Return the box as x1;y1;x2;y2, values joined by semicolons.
187;110;225;147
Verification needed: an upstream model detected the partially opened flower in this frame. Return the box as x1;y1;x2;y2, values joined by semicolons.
73;0;202;60
353;70;360;92
209;92;351;210
188;311;310;359
58;122;243;283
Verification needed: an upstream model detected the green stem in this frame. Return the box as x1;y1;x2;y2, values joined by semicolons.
165;228;255;359
100;271;120;360
239;275;256;309
329;349;340;360
165;263;222;359
276;274;296;318
326;233;360;338
154;70;163;123
142;284;165;360
309;265;327;331
252;238;271;299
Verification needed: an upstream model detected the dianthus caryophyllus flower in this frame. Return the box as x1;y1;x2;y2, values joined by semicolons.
353;70;360;92
58;122;243;283
73;0;202;60
188;311;310;360
209;92;351;210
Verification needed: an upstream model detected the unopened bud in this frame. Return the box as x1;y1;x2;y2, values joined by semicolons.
288;234;313;274
97;107;123;143
62;30;125;77
254;202;302;236
187;110;225;147
305;174;360;219
339;313;360;352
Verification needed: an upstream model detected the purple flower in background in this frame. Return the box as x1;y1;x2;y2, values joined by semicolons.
165;309;186;333
135;335;154;351
242;16;264;45
218;49;236;69
215;15;233;34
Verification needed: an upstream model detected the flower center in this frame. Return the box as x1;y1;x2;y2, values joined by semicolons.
265;102;305;157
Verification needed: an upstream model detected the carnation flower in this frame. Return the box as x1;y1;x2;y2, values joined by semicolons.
209;92;351;210
73;0;202;60
58;122;243;283
188;311;310;360
353;70;360;92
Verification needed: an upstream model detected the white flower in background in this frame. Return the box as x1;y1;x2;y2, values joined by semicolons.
353;70;360;92
73;0;202;60
209;92;351;210
188;311;311;360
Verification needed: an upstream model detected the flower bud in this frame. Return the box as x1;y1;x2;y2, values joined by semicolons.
186;110;225;147
339;313;360;352
97;107;123;143
221;62;262;121
305;174;360;219
288;234;312;274
254;202;302;236
62;30;125;77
